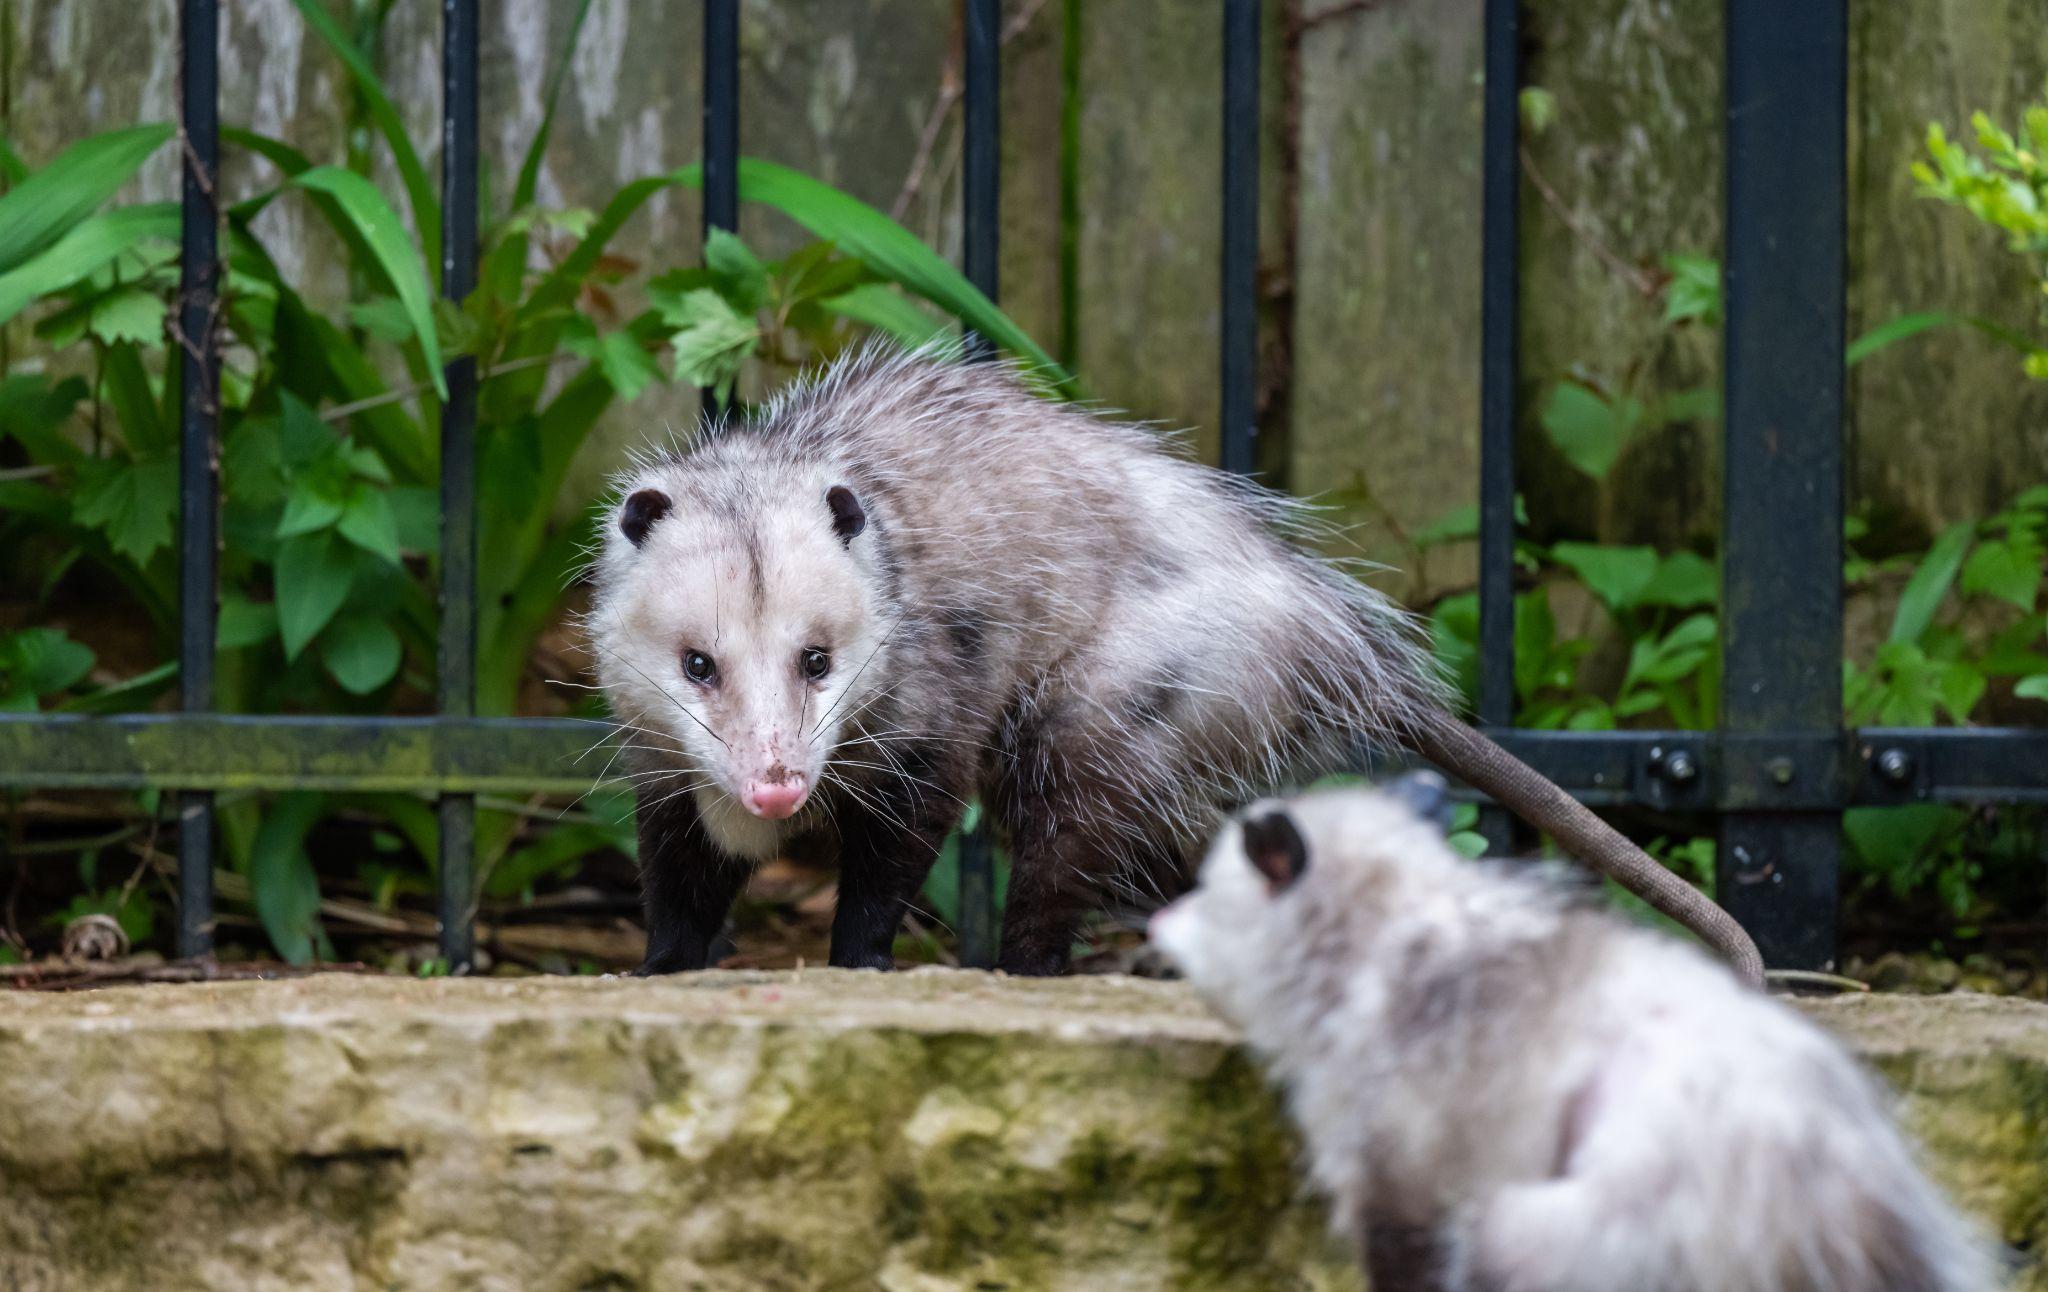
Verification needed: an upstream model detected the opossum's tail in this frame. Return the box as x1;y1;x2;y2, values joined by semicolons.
1411;709;1766;989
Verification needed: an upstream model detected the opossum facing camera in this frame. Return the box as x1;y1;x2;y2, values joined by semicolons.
1149;778;1997;1292
589;346;1761;980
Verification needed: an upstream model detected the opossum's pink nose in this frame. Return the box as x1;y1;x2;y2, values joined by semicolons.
742;777;809;819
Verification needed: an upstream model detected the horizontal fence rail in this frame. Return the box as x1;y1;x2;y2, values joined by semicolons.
3;717;2043;805
0;1;2039;977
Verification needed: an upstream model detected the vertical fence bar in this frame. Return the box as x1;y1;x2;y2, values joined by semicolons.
1719;0;1846;969
1220;0;1260;477
175;0;219;959
956;0;1001;967
701;0;738;418
437;0;479;971
1475;0;1519;853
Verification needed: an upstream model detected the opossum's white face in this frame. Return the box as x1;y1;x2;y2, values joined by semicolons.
594;473;886;845
1149;777;1453;1021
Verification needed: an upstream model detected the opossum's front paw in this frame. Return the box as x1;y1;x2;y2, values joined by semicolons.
632;946;711;976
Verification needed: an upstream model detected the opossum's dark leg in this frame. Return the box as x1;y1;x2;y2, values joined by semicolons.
1362;1225;1447;1292
827;758;969;970
632;785;750;975
990;740;1112;977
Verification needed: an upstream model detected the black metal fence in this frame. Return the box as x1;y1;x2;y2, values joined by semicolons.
2;0;2044;975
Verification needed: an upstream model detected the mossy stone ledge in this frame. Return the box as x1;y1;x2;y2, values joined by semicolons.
0;971;2039;1291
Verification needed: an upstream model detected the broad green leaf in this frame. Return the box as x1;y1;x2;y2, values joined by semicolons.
1661;253;1720;326
661;288;758;399
564;315;660;402
218;594;279;650
1517;87;1557;136
73;454;178;564
337;484;402;565
1540;382;1635;479
705;227;770;312
0;373;89;464
1844;805;1962;881
85;286;168;346
286;0;439;269
1636;550;1718;609
1549;542;1660;611
101;340;168;453
275;529;358;659
2015;674;2048;701
3;627;96;697
247;792;326;964
0;202;178;327
1889;521;1974;644
822;283;949;349
293;167;446;398
320;614;402;694
1846;311;1959;367
276;474;349;538
0;124;172;276
1959;537;2041;611
348;296;415;343
389;486;438;554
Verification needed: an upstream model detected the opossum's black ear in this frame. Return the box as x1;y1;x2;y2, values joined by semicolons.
826;485;866;545
1383;770;1453;835
620;489;672;547
1241;809;1308;894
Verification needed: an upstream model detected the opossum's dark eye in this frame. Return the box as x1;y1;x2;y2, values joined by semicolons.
682;650;718;684
800;647;831;680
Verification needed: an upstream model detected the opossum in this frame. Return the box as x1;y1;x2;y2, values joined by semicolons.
588;344;1761;982
1148;776;1999;1292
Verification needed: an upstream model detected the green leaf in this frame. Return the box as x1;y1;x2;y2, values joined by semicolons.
73;454;178;565
0;202;178;328
1636;550;1718;609
1959;537;2041;611
1412;504;1480;549
276;474;349;538
286;0;439;270
389;486;438;554
1846;311;1959;367
704;227;770;311
247;792;326;964
1540;382;1636;479
1549;542;1660;611
1844;805;1962;882
821;283;950;349
337;484;402;565
0;124;172;276
660;288;759;399
275;530;358;659
564;315;660;402
2;627;96;698
292;167;446;399
320;614;402;694
1889;521;1974;644
217;594;279;650
2015;674;2048;702
1661;253;1720;326
85;286;168;346
1517;87;1557;137
347;296;416;343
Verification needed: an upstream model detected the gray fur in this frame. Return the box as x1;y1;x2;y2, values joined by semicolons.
588;342;1446;972
1151;786;2001;1292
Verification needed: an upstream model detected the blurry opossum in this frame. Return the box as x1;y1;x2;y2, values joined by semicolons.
589;345;1760;981
1149;776;1998;1292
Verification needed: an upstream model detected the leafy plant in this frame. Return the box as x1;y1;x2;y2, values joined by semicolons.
0;0;1060;965
1916;92;2048;378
